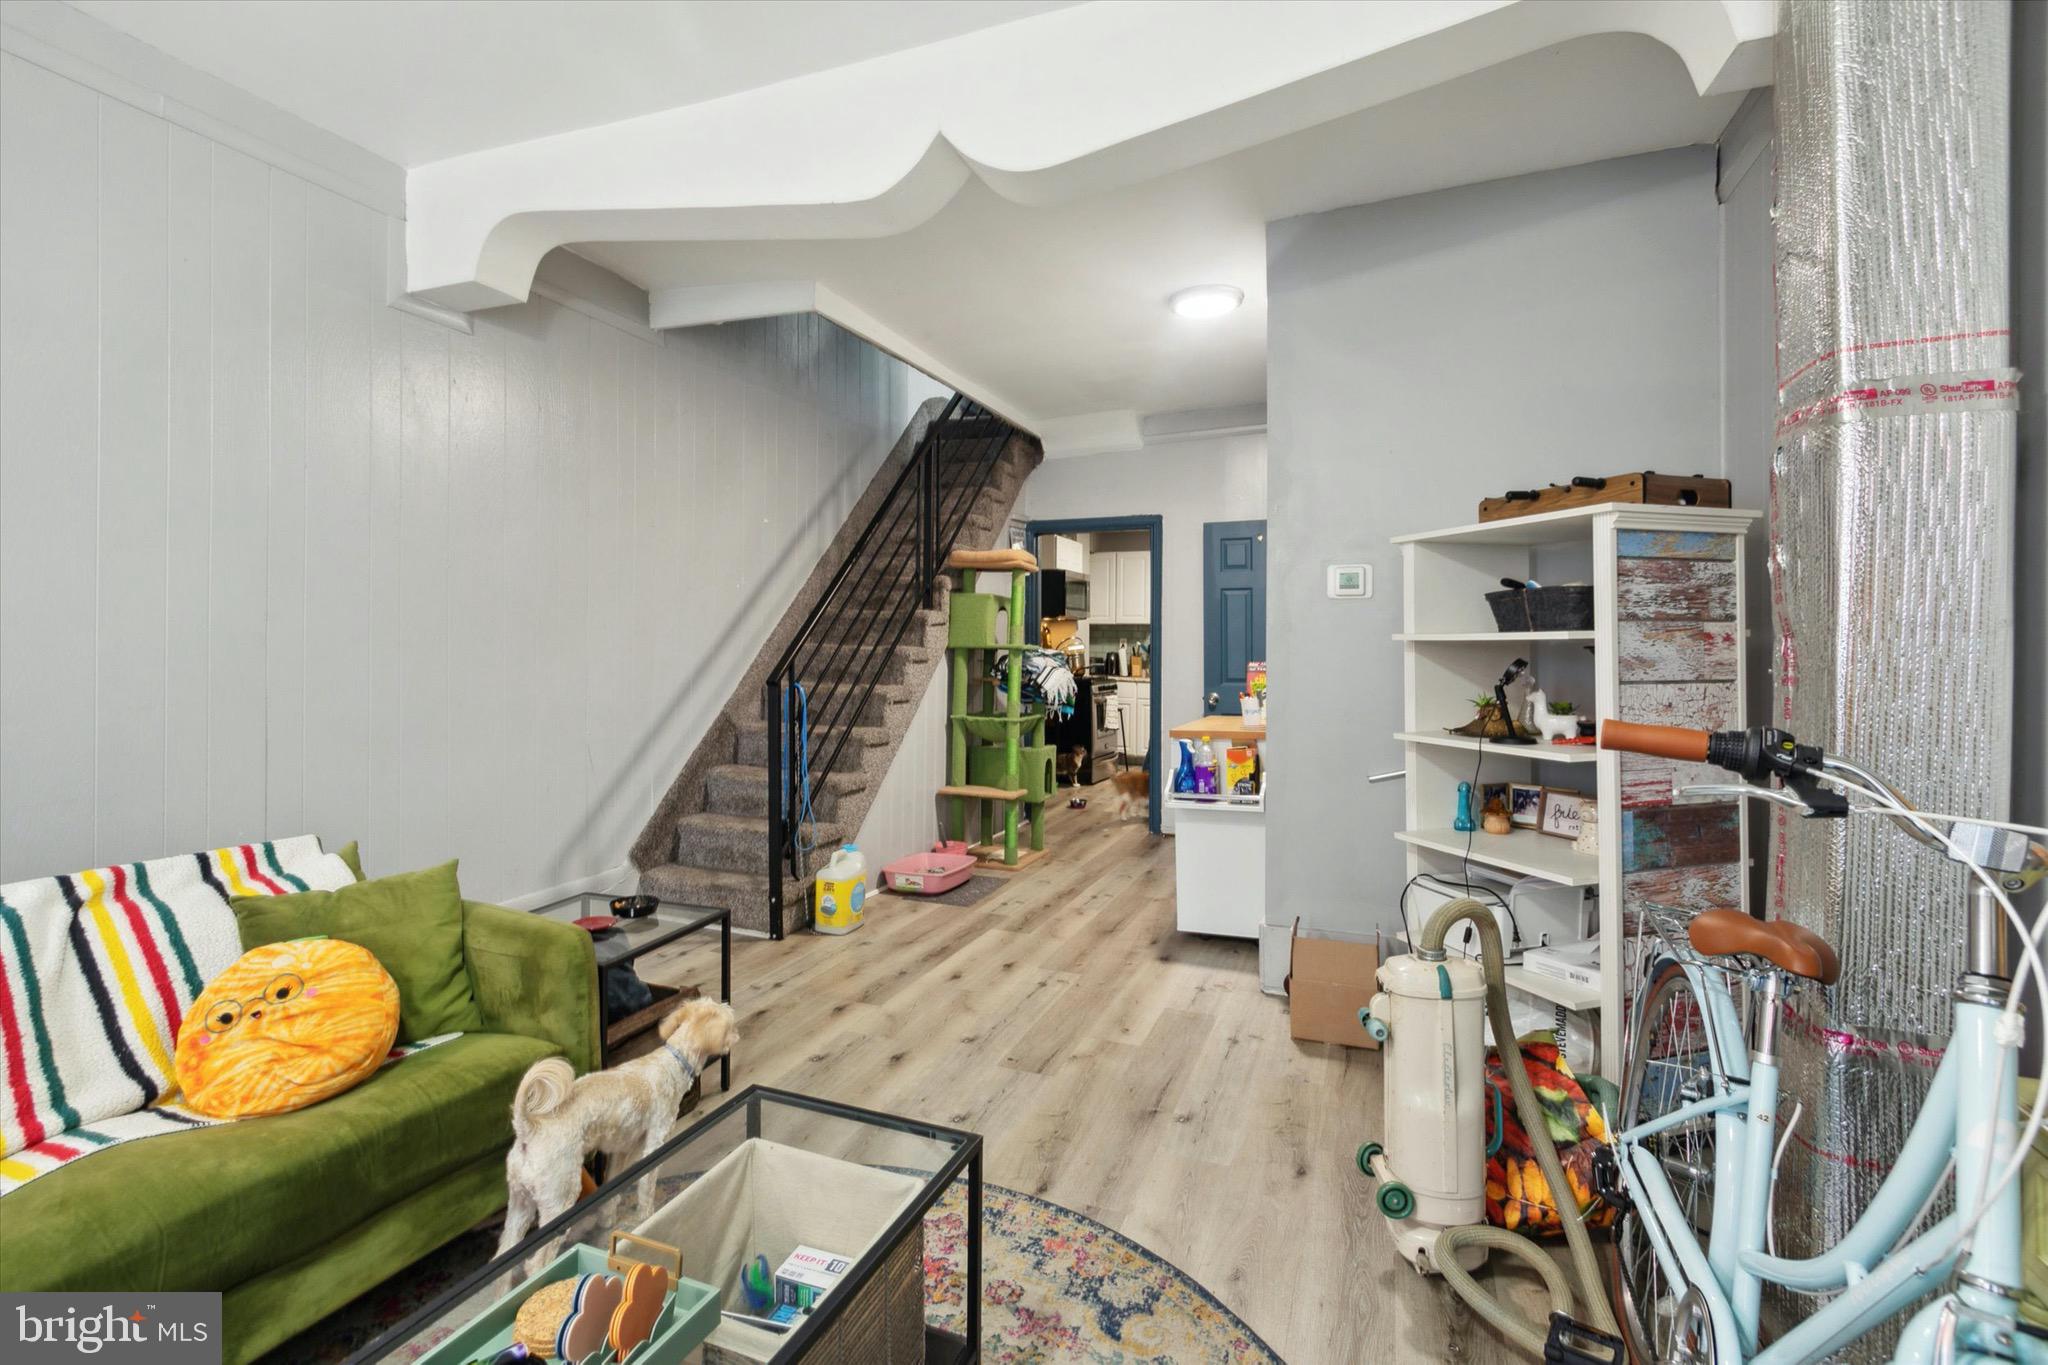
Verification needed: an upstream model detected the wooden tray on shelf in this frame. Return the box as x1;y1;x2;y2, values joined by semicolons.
1479;472;1730;522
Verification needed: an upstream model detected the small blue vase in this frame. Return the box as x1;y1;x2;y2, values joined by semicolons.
1453;781;1477;833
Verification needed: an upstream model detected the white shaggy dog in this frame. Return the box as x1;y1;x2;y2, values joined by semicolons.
496;997;738;1254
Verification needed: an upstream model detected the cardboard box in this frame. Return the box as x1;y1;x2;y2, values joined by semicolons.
1286;919;1381;1049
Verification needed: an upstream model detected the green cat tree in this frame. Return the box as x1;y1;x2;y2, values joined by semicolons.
943;548;1054;868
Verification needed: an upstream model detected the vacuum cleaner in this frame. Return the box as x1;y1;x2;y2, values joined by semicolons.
1359;897;1621;1360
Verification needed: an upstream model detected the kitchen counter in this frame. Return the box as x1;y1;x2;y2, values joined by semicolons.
1167;714;1267;743
1166;714;1266;947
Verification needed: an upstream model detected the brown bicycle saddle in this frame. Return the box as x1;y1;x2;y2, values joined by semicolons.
1686;909;1840;984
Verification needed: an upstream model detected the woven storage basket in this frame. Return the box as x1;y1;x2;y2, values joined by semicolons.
637;1138;926;1365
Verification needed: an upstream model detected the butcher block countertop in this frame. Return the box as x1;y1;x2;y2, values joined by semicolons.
1167;715;1268;743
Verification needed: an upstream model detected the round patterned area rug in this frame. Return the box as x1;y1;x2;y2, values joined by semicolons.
922;1183;1281;1364
260;1181;1279;1364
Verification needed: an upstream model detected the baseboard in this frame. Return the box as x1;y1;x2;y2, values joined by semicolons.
1257;921;1291;997
497;864;637;910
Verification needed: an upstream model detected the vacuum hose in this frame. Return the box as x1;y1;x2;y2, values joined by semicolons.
1419;898;1618;1351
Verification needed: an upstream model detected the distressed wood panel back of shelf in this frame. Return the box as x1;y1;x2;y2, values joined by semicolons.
1614;529;1743;916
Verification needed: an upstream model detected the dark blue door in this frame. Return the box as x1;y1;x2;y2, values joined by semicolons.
1202;520;1266;713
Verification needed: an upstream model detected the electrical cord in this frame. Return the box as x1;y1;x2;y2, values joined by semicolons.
1462;739;1484;884
1401;872;1521;960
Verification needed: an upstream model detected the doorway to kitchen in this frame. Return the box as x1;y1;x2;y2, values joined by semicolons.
1023;516;1163;832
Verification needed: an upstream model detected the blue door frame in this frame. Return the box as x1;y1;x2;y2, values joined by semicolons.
1024;516;1163;833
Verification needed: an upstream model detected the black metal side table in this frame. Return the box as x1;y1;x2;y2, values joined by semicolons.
530;893;732;1087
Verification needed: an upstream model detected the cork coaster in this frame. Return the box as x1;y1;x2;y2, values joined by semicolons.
513;1278;577;1358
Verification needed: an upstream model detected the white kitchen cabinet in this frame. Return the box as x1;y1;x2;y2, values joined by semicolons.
1111;695;1137;757
1133;692;1151;757
1114;550;1150;622
1087;549;1121;622
1170;780;1264;938
1045;534;1087;574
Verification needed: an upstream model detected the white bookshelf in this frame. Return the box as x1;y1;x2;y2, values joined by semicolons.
1395;502;1760;1078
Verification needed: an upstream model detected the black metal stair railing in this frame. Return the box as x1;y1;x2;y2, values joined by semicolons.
762;394;1017;937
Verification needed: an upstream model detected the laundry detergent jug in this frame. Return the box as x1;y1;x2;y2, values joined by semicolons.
813;844;867;934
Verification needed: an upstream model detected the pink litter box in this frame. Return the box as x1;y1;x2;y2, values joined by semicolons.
882;842;977;895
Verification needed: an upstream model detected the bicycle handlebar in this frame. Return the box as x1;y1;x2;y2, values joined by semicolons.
1597;721;1709;763
1600;721;1817;786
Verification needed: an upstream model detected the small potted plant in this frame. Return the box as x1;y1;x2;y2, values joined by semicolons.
1448;691;1512;739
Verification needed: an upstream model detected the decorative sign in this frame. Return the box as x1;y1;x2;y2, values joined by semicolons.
1539;788;1589;841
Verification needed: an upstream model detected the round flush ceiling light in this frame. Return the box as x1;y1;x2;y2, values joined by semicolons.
1168;284;1244;319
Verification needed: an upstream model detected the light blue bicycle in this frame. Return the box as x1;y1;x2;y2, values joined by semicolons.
1599;721;2048;1364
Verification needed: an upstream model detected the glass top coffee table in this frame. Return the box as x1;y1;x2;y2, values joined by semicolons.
350;1086;983;1364
531;893;730;1085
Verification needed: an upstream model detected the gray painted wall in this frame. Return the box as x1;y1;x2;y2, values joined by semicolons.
0;51;923;900
1020;432;1268;728
1264;147;1721;936
1718;94;1776;914
855;663;948;869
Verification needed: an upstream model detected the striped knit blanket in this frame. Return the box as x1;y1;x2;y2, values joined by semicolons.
0;1032;456;1194
0;837;354;1160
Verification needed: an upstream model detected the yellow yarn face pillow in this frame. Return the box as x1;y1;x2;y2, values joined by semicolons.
174;938;399;1118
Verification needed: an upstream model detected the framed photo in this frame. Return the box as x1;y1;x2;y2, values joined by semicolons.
1538;787;1589;841
1479;782;1510;817
1508;781;1545;830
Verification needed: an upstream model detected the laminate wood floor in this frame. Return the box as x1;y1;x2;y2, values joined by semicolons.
637;797;1563;1363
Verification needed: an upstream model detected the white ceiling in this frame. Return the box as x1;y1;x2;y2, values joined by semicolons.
576;33;1743;426
65;0;1078;165
56;0;1760;442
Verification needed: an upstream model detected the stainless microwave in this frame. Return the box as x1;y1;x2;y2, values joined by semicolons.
1042;569;1091;619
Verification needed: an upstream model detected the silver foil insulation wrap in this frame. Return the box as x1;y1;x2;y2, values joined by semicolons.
1767;0;2016;1349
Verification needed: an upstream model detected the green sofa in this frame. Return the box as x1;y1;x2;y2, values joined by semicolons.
0;900;599;1365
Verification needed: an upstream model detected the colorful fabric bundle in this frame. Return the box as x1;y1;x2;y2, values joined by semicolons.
0;837;354;1157
1481;1036;1617;1234
989;649;1078;719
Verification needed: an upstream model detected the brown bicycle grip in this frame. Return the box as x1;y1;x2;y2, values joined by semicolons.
1599;720;1710;762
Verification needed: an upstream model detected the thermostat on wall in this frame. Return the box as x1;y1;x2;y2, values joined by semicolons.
1327;564;1372;598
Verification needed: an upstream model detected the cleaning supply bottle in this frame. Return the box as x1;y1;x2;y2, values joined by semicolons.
813;844;866;934
1195;736;1218;795
1174;738;1198;793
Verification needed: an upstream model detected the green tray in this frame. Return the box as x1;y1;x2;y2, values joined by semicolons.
412;1239;720;1365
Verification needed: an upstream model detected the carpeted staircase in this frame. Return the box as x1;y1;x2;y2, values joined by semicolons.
630;397;1042;933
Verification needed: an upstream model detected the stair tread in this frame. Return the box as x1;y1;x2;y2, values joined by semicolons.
677;811;846;839
733;718;891;742
707;763;868;792
643;863;763;890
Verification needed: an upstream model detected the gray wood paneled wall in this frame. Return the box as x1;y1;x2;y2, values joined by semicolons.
0;52;922;898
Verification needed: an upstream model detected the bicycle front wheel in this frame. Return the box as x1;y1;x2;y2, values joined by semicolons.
1612;957;1727;1364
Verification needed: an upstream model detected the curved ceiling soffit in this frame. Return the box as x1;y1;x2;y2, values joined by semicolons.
406;0;1775;313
